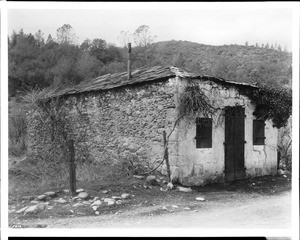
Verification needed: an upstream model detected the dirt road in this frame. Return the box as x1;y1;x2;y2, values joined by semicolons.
21;190;291;228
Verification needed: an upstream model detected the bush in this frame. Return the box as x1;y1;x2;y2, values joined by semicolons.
9;98;27;156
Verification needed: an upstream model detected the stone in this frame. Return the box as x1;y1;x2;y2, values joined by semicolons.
92;206;98;211
196;197;205;201
73;203;84;207
78;192;89;199
63;189;70;193
116;200;123;205
16;206;29;214
95;211;100;215
278;169;284;175
31;200;39;204
121;193;131;199
76;189;84;193
107;200;115;206
167;182;174;190
54;198;68;204
111;196;122;200
36;203;46;211
133;175;144;180
93;197;100;202
44;191;56;197
37;195;47;201
91;200;102;206
178;187;192;193
24;205;39;214
146;175;158;185
102;190;108;194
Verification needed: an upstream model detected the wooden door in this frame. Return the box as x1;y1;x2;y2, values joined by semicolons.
224;106;246;181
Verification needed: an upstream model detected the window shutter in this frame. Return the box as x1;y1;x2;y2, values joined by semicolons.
253;120;265;145
196;118;212;148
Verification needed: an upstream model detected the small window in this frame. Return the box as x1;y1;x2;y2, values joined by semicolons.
195;118;212;148
253;120;265;145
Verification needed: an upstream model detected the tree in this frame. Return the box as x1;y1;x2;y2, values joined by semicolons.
278;45;282;51
133;25;157;47
245;41;249;47
255;43;259;48
265;43;269;49
56;24;78;45
117;31;132;48
34;30;45;47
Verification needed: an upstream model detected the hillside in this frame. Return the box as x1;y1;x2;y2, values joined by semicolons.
142;40;292;86
8;33;292;98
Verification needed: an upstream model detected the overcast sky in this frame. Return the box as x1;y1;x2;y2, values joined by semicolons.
7;3;295;51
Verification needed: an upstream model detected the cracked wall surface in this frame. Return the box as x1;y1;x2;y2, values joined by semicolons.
168;78;278;186
27;76;278;185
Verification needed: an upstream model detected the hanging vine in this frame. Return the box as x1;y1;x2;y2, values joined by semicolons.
238;83;292;128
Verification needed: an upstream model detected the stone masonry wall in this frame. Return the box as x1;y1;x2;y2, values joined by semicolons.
27;78;179;180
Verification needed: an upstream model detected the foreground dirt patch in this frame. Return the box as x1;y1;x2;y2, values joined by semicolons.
9;173;291;228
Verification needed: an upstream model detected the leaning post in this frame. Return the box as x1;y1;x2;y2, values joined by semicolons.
163;130;171;182
68;139;76;196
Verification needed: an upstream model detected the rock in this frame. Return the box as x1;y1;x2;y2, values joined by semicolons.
47;206;54;210
54;198;68;204
103;198;115;206
102;190;108;194
133;175;144;180
36;203;46;211
95;211;100;215
178;187;192;193
31;200;39;204
162;180;167;184
111;196;122;200
172;205;178;208
16;206;29;214
73;203;84;207
76;189;84;193
195;197;205;201
92;206;98;211
91;200;102;206
107;200;115;206
93;197;100;202
167;182;174;190
146;175;157;185
24;205;39;214
283;174;287;178
121;193;131;199
63;189;70;193
44;191;56;197
78;192;89;199
37;195;47;201
116;200;123;205
183;207;191;210
278;169;284;175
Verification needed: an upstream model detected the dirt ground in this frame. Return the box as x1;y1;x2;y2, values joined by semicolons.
8;172;292;229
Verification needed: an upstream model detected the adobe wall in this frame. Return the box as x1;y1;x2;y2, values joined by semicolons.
168;79;278;186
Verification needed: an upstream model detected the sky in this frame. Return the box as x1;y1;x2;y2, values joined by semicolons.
7;3;296;51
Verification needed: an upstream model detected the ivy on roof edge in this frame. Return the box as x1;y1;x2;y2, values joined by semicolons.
238;83;292;128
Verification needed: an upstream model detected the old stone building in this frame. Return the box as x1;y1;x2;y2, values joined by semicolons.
27;65;282;186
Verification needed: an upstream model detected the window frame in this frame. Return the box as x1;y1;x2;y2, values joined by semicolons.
195;118;212;148
253;119;265;145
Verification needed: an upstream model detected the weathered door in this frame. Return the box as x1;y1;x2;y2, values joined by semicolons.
224;106;246;181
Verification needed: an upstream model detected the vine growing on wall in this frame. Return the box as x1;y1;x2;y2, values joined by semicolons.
238;83;292;128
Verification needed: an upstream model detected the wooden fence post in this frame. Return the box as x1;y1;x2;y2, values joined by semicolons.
163;130;171;182
68;139;76;196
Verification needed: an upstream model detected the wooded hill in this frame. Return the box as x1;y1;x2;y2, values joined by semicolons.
8;29;292;98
